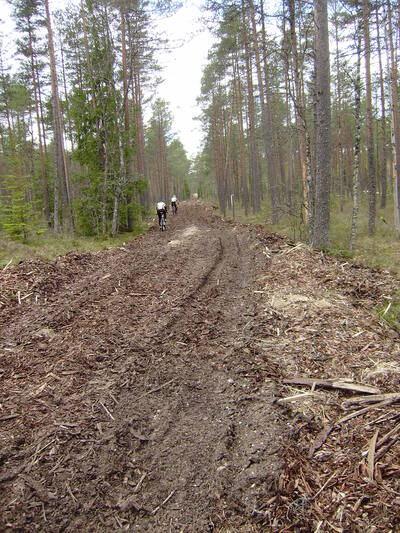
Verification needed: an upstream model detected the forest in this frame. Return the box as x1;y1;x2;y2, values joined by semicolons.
0;0;191;241
0;0;399;259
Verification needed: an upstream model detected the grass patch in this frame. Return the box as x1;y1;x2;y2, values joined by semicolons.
377;295;400;333
0;223;148;268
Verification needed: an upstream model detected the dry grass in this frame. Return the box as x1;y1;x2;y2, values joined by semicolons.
224;193;400;276
0;225;148;269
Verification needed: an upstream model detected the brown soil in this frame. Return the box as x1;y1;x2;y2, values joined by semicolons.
0;202;399;532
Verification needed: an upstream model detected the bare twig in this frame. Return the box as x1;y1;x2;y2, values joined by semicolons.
2;259;12;270
367;429;379;481
312;472;336;500
66;482;78;504
137;378;177;400
134;472;147;494
276;392;315;404
308;424;334;458
99;401;115;421
151;489;176;515
342;393;400;410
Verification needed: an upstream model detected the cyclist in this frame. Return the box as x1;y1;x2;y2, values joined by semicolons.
171;194;178;214
156;200;167;229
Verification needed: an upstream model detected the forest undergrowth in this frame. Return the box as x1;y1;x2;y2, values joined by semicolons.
0;224;148;269
225;193;400;276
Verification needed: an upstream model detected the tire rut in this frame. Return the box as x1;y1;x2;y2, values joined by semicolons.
0;203;287;532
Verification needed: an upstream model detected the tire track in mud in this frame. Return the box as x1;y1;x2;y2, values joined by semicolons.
0;203;287;532
111;225;286;531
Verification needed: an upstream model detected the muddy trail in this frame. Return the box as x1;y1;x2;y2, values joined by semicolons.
0;202;399;532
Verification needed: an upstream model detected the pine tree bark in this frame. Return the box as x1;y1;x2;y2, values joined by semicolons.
313;0;331;249
45;0;74;233
362;0;376;235
350;30;362;252
233;51;249;215
241;0;261;213
287;0;308;221
249;0;278;222
386;0;400;238
375;4;387;209
333;0;345;212
27;17;50;224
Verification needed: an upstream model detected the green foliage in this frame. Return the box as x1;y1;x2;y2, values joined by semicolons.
183;179;190;199
167;139;191;195
0;174;43;241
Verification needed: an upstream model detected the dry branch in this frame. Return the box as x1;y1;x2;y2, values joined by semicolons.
308;424;334;458
283;377;380;395
342;392;400;410
337;398;398;425
367;429;379;481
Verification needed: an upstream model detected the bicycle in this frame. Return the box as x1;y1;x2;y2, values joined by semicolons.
171;202;177;215
159;212;166;231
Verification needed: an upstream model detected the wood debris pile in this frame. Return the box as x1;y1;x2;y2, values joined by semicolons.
254;240;400;532
0;249;130;321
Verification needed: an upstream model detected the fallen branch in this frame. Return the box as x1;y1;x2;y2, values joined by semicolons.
362;422;400;457
367;429;379;481
0;414;19;422
283;377;380;395
308;424;334;458
342;393;400;411
99;401;115;421
2;259;12;271
375;436;400;461
337;398;398;425
134;472;147;494
312;472;336;500
276;392;315;405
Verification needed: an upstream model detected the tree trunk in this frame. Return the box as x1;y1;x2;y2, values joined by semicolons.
241;0;261;213
313;0;331;249
334;0;345;212
249;0;278;222
28;18;50;224
60;42;74;151
375;3;387;209
288;0;308;222
350;30;362;252
233;51;249;215
386;0;400;238
45;0;74;233
362;0;376;235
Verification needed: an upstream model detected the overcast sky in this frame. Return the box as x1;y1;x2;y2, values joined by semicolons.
155;2;213;158
0;0;213;158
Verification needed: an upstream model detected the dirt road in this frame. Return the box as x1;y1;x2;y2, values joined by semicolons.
0;203;288;531
1;202;399;532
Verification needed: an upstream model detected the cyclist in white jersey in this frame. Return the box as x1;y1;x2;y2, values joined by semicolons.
171;195;178;214
156;200;167;227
